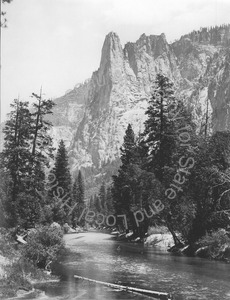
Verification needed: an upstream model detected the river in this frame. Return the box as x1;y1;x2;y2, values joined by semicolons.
30;231;230;300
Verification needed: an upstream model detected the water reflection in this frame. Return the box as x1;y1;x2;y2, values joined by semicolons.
33;232;230;300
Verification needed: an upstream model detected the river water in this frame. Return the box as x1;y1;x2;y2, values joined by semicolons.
30;231;230;300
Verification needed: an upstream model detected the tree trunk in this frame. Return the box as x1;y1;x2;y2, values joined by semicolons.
166;221;183;246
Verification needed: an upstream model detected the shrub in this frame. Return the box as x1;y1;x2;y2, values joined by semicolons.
0;228;17;257
0;259;32;298
63;223;70;234
22;225;65;269
198;229;230;259
39;205;53;225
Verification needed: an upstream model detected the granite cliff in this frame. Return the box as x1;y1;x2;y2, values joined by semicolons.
49;25;230;181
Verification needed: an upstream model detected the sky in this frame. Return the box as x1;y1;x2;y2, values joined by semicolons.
1;0;230;122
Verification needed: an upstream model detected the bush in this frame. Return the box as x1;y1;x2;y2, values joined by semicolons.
0;228;17;257
1;259;32;297
198;229;230;260
22;225;65;269
39;205;53;225
63;223;70;234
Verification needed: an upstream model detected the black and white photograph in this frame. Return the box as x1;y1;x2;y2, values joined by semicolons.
1;0;230;299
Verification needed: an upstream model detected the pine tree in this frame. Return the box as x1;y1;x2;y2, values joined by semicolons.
1;94;55;228
0;168;11;227
89;195;94;210
185;131;230;244
31;89;55;159
120;124;136;169
72;179;78;204
52;140;72;224
143;73;178;181
72;176;79;227
26;90;55;227
142;74;198;244
53;140;71;195
98;182;106;212
76;170;85;205
112;124;136;213
112;124;143;233
29;90;55;192
1;99;32;226
94;195;101;213
72;170;85;227
105;186;114;214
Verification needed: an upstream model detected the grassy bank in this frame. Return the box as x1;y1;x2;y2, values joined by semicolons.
0;225;64;299
0;229;32;298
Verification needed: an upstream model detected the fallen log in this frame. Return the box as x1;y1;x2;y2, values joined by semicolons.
74;274;173;299
16;234;27;244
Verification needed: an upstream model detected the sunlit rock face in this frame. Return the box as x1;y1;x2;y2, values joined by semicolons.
50;25;230;173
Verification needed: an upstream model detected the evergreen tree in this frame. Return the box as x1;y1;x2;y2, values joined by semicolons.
26;91;55;228
76;170;85;205
1;99;32;226
143;73;178;181
72;170;85;227
53;140;71;195
71;176;78;227
120;124;136;169
0;168;11;227
72;179;78;204
88;195;94;210
51;140;72;224
1;95;55;228
112;124;136;217
185;131;230;244
29;90;55;191
31;89;55;159
112;124;152;235
94;195;101;213
141;74;197;244
105;186;114;214
98;181;106;212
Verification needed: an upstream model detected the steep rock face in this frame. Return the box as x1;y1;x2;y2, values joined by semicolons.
49;80;90;149
69;32;149;170
171;26;230;133
124;33;181;92
50;25;230;174
68;32;183;172
207;49;230;131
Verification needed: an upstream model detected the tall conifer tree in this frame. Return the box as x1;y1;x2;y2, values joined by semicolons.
1;99;32;225
52;140;72;224
143;74;178;181
72;170;85;226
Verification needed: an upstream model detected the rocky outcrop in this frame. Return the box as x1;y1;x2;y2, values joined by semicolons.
49;25;230;175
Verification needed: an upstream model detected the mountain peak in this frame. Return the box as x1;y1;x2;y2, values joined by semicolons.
124;31;169;61
106;31;120;39
103;31;122;51
50;26;230;174
99;31;123;70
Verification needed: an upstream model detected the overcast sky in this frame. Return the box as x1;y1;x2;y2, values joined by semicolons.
1;0;230;122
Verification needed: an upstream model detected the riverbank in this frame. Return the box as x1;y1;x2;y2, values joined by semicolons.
62;231;230;300
110;226;230;262
0;228;60;299
109;226;174;251
0;247;58;299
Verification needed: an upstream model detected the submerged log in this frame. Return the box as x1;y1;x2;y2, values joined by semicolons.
74;274;173;299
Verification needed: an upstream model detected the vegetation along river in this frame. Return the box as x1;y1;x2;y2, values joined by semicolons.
27;232;230;300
